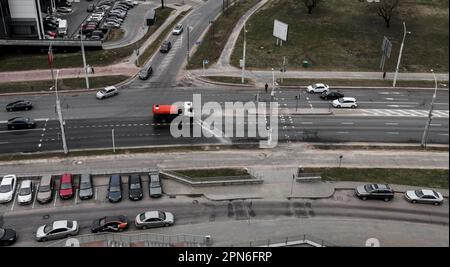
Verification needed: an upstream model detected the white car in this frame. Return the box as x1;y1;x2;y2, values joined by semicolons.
306;83;329;93
96;86;118;99
18;180;33;205
172;24;184;35
405;189;444;205
0;175;17;204
36;220;79;242
332;97;357;108
135;211;174;229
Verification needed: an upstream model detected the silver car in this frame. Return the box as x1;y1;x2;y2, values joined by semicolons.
36;220;79;242
148;171;162;198
404;189;444;205
17;180;33;205
135;211;174;229
96;86;118;99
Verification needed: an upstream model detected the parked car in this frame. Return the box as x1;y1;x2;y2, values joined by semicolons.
87;4;95;12
320;91;344;100
104;21;121;28
37;175;54;204
36;220;79;242
0;228;17;246
135;211;174;229
59;173;74;200
332;97;357;108
172;24;184;35
89;35;102;41
160;41;172;53
306;83;329;93
96;86;118;99
79;174;93;200
128;175;143;201
17;180;33;205
57;7;72;13
0;174;17;204
6;100;33;112
149;171;162;198
7;117;36;130
107;175;122;203
91;30;104;38
139;66;153;80
355;184;394;201
405;189;444;205
91;216;128;233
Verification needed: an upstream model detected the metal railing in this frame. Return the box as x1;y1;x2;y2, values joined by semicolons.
227;234;337;247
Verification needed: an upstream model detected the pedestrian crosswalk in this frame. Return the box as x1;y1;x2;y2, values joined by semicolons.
356;109;449;118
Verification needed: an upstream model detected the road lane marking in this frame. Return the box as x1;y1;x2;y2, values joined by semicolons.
387;132;399;135
336;131;349;134
301;122;313;125
430;124;442;127
385;123;399;126
358;101;418;104
32;183;39;209
439;133;449;136
10;186;19;211
0;128;45;134
341;122;354;125
53;190;58;207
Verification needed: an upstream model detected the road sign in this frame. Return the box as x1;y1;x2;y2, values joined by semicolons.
273;20;288;42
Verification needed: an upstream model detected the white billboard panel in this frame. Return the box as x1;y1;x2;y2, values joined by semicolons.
273;20;288;42
9;0;38;19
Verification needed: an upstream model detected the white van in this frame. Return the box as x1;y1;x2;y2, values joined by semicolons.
58;19;67;36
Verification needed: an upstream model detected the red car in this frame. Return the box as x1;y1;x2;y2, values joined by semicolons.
59;173;74;199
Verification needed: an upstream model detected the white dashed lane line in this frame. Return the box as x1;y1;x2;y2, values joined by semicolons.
385;122;399;126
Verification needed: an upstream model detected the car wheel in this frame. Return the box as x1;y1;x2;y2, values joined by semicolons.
384;197;391;202
165;223;170;227
7;108;12;112
433;202;440;206
41;237;48;242
337;105;341;108
351;105;356;109
412;200;417;204
142;226;147;230
361;196;367;201
66;234;72;238
25;107;29;110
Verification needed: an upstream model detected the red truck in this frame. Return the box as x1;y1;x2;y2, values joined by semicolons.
152;102;193;123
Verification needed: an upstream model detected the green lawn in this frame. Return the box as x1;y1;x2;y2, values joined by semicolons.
187;0;262;69
176;168;250;178
0;75;129;93
231;0;449;72
304;168;449;189
0;7;173;71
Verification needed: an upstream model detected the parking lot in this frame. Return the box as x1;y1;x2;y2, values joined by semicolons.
0;173;166;214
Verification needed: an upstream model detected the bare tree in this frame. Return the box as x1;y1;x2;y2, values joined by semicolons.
303;0;321;14
376;0;400;28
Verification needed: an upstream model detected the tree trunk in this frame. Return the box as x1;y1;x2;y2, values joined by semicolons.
385;18;390;28
308;6;313;14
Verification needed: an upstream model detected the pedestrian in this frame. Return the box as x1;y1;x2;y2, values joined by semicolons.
265;83;268;93
383;71;386;79
91;66;95;74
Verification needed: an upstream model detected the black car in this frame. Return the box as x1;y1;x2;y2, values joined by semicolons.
139;66;153;80
91;216;129;233
0;228;17;246
6;100;33;112
320;91;344;100
87;4;95;12
107;175;122;203
355;184;395;201
79;174;93;200
128;174;143;201
160;41;172;53
7;117;36;130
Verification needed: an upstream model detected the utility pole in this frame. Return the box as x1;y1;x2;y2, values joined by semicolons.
112;129;116;153
48;42;55;84
281;56;286;83
80;24;89;89
421;69;438;149
186;25;190;63
54;70;68;155
393;22;409;87
271;68;275;101
241;22;247;84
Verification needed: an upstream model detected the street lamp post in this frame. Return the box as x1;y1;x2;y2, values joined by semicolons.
421;69;438;149
54;70;68;155
393;22;410;87
241;22;247;84
80;24;90;89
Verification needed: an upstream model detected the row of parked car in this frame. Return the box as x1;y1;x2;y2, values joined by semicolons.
101;0;136;29
355;183;445;205
306;83;358;108
4;100;36;130
0;172;163;206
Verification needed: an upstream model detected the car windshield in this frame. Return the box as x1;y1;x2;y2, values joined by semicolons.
44;224;53;233
151;181;160;188
364;184;374;192
158;211;166;220
139;213;146;221
110;186;120;192
19;186;31;196
0;184;11;193
80;182;91;190
415;190;424;197
39;185;50;192
99;218;106;226
99;89;107;94
60;183;72;190
338;98;345;103
67;221;73;228
176;25;182;29
130;183;140;189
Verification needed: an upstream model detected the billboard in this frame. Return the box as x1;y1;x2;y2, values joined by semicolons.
273;20;288;42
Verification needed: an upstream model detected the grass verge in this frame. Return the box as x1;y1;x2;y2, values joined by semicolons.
0;7;173;71
231;0;449;72
279;78;449;88
187;0;262;69
0;75;129;94
203;76;251;84
104;29;126;43
137;8;192;67
174;168;252;181
312;144;448;152
304;168;449;189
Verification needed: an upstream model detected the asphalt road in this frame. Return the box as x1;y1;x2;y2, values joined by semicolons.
1;192;447;247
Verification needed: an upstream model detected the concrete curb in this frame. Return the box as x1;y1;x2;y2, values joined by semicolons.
192;74;254;87
160;170;263;187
